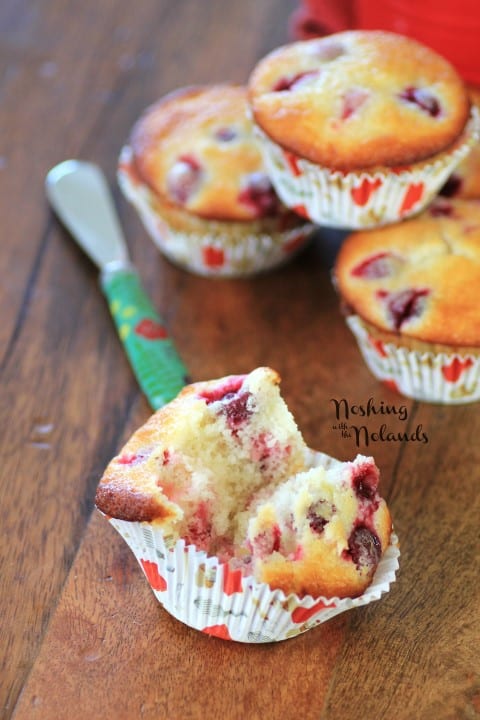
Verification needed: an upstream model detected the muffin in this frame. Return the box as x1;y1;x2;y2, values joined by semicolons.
243;453;392;599
96;367;398;642
247;31;479;228
440;87;480;199
118;85;313;277
334;198;480;402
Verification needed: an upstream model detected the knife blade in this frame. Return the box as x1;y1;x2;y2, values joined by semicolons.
46;159;189;410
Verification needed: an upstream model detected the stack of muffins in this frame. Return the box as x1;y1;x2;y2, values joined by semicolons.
120;29;480;404
246;31;480;404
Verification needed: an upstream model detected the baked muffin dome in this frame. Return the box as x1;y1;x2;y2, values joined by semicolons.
334;198;480;346
96;367;392;599
248;31;471;170
130;84;282;221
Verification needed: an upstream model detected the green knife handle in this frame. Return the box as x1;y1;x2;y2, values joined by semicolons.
101;267;189;410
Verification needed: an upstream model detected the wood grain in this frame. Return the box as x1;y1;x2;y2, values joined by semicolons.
13;512;346;720
2;1;479;719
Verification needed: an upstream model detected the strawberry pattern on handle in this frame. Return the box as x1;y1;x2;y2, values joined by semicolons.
101;268;189;410
135;318;168;340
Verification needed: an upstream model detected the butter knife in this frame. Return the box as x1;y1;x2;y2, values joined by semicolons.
46;160;189;410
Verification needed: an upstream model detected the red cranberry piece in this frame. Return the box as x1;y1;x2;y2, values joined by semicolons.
399;87;441;117
429;200;455;217
238;172;279;217
184;502;212;550
200;376;246;404
222;391;252;430
347;526;381;569
117;450;149;466
251;432;273;465
250;525;281;557
202;380;253;432
377;288;430;330
440;173;463;198
214;126;237;142
307;501;331;534
351;252;402;279
340;87;369;120
118;453;136;465
166;154;202;204
272;69;319;92
352;466;378;501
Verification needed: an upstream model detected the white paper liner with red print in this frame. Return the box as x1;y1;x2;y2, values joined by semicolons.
106;515;399;644
253;107;479;229
346;315;480;404
117;147;313;278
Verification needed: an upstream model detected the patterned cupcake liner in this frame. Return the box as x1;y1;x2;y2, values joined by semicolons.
106;513;399;644
253;107;480;229
346;315;480;404
117;147;313;278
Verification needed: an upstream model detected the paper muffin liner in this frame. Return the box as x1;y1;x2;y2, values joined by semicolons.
105;514;399;644
346;315;480;404
117;147;313;278
253;107;480;229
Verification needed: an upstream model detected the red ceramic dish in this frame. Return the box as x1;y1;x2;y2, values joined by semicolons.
356;0;480;85
291;0;480;85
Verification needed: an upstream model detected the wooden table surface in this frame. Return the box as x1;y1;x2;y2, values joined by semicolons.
1;1;479;718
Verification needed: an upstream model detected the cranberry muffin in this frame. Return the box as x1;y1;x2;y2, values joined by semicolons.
248;31;478;228
244;453;391;599
118;85;312;276
334;198;480;402
440;87;480;200
97;368;397;641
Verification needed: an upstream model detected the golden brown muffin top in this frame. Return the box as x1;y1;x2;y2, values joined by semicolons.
95;368;300;525
334;198;480;346
248;31;470;170
94;373;251;524
130;84;283;221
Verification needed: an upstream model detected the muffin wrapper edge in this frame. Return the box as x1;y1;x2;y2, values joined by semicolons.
346;315;480;404
107;515;400;643
253;107;480;229
117;147;313;277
